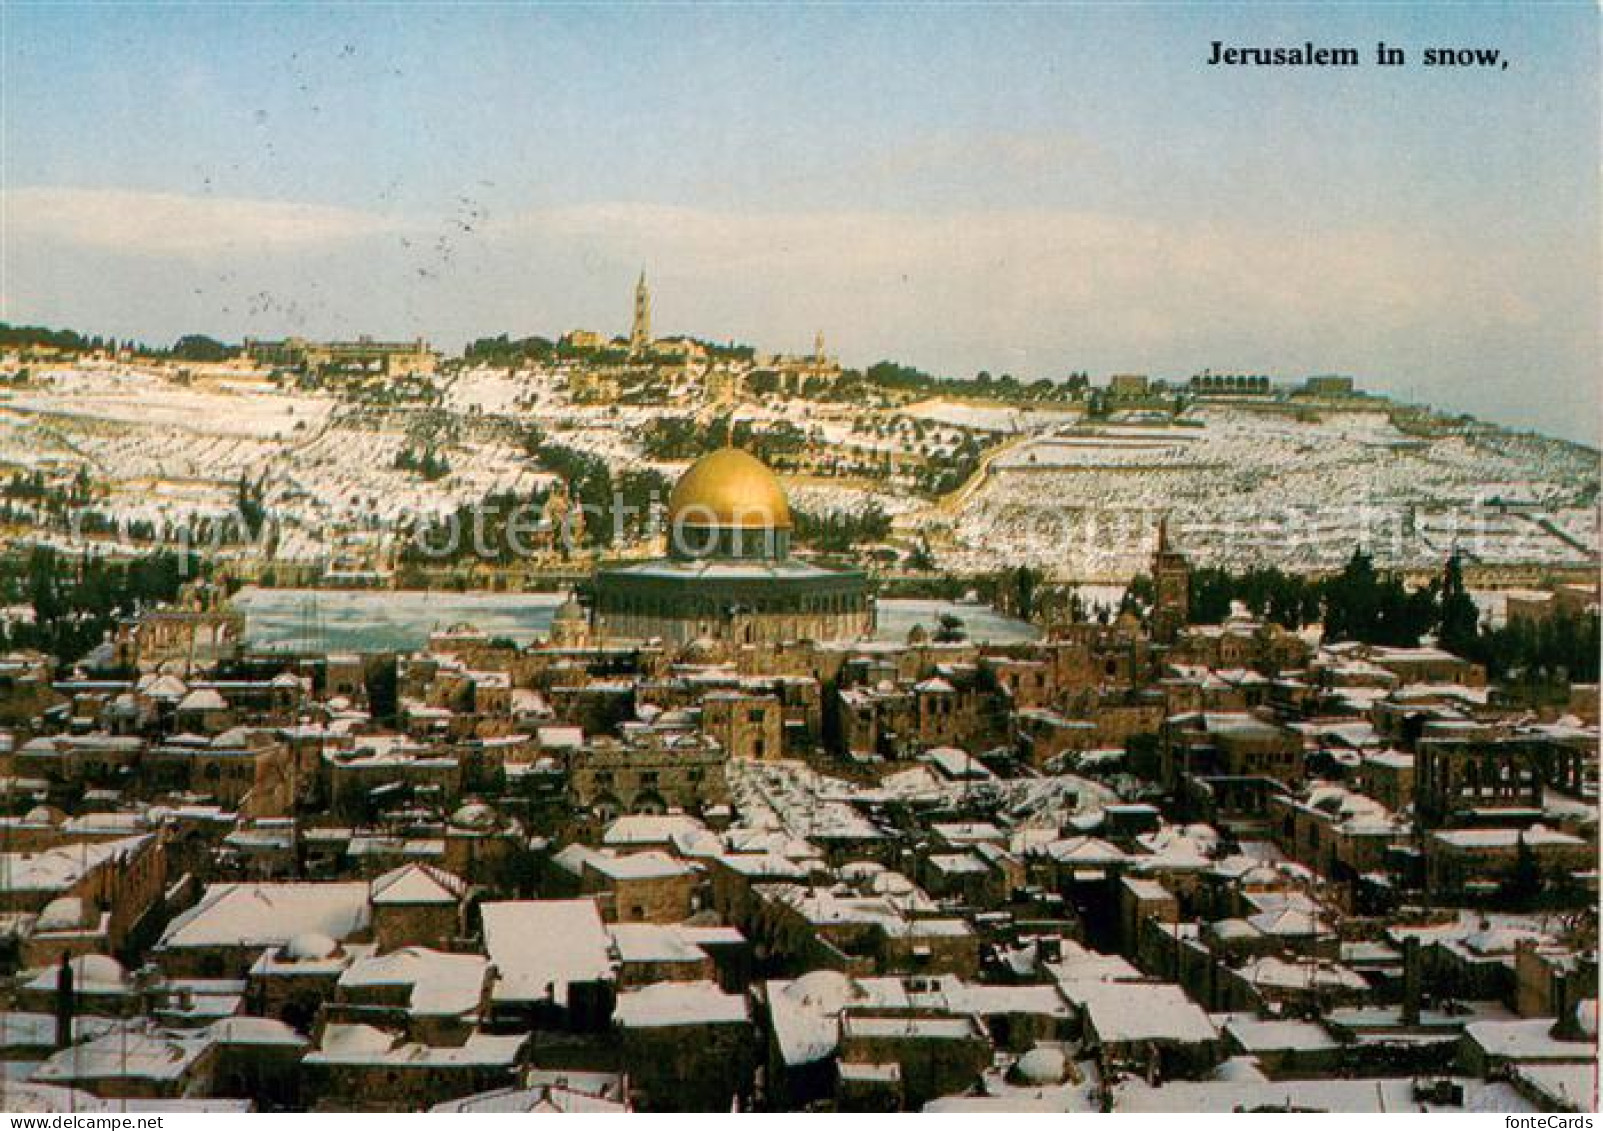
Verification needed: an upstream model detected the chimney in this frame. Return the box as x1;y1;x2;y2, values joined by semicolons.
54;952;74;1049
1401;935;1422;1025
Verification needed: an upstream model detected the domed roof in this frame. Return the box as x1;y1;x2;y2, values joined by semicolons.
681;636;723;662
69;954;128;989
450;802;498;830
36;897;87;933
1576;999;1597;1040
1011;1046;1067;1085
553;592;585;622
283;932;341;962
668;447;792;531
786;969;858;1011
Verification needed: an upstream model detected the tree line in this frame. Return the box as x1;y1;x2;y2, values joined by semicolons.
1179;550;1597;683
0;546;200;664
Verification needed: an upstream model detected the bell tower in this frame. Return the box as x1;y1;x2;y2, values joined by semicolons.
630;270;652;355
1151;515;1191;644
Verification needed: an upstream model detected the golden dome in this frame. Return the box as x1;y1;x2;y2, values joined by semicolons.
667;447;792;530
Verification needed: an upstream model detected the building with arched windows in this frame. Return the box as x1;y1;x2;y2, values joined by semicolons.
590;446;874;646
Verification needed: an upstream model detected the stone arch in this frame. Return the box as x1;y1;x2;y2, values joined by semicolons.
631;790;667;815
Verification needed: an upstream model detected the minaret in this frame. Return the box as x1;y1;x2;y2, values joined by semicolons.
630;270;652;356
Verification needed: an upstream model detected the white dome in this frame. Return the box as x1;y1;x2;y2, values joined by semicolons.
1576;999;1598;1040
451;802;497;830
69;954;128;989
36;897;86;933
1011;1046;1067;1086
209;1016;307;1047
283;932;340;962
1213;1056;1269;1083
787;969;858;1012
24;806;59;826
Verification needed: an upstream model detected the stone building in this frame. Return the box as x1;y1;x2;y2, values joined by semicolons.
1268;785;1410;878
369;863;466;952
4;834;165;964
701;689;785;761
245;335;438;377
837;1013;991;1110
115;606;244;672
1423;826;1594;902
551;845;698;923
1159;712;1303;789
836;667;988;762
1151;517;1191;644
614;981;754;1111
567;727;729;819
1415;735;1544;827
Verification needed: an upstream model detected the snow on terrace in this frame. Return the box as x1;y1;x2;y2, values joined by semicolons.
481;898;615;1007
613;980;749;1028
940;405;1597;577
0;365;556;540
727;759;884;842
439;367;539;416
295;431;542;512
726;758;1116;843
0;409;88;473
337;946;490;1018
785;484;920;522
155;881;371;952
1113;1076;1535;1114
10;365;334;438
900;399;1081;434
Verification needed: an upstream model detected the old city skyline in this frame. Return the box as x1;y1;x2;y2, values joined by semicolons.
4;5;1599;443
0;1;1596;1118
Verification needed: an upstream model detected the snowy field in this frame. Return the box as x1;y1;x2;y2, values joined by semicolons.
938;407;1598;579
0;365;1592;581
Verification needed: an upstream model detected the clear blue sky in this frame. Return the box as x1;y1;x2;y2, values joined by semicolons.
4;3;1598;442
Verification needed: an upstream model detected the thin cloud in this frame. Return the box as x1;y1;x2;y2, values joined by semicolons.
4;187;404;257
3;189;1588;441
493;200;1532;344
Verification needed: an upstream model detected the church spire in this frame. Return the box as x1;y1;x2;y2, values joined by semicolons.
630;269;652;356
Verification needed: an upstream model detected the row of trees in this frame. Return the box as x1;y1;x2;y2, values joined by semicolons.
0;546;199;663
639;417;810;465
1184;550;1445;646
393;447;452;481
0;322;250;362
792;505;891;554
1179;549;1598;683
522;429;672;550
854;360;1086;404
0;322;106;353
